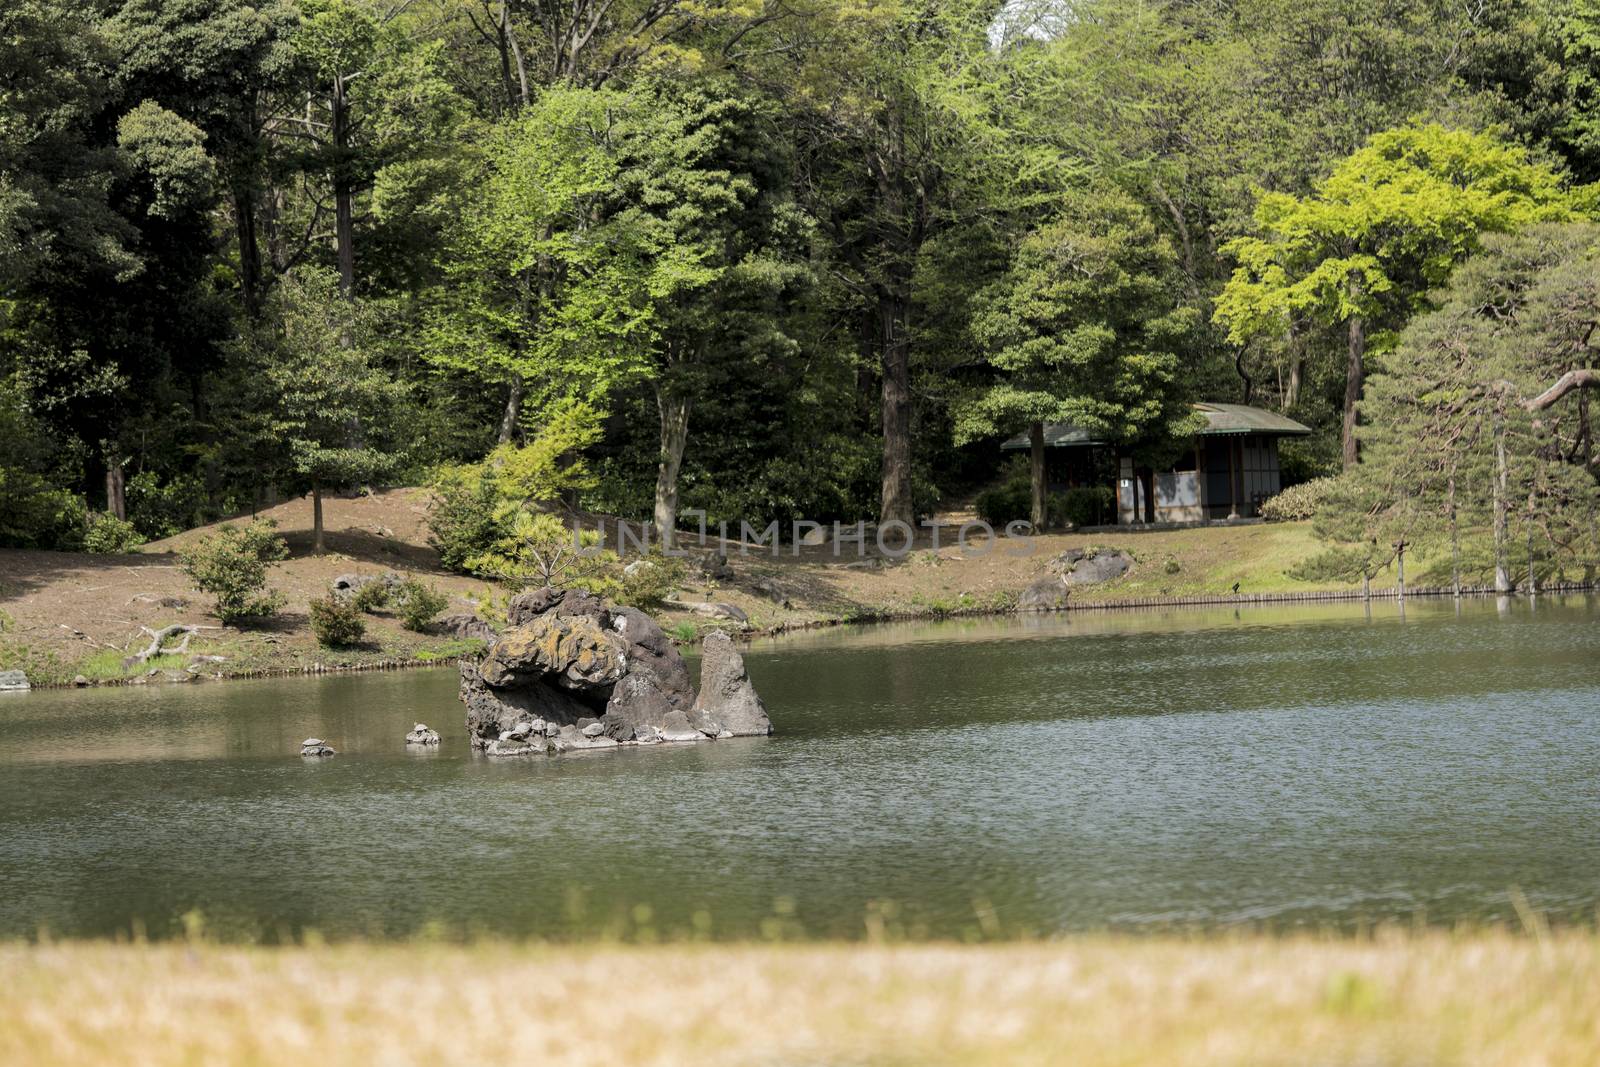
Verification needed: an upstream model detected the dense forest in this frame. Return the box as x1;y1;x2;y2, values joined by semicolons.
5;0;1600;589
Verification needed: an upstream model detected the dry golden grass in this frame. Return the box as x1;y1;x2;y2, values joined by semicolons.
3;932;1598;1066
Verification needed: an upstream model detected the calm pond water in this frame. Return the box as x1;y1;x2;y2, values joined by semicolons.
1;596;1598;941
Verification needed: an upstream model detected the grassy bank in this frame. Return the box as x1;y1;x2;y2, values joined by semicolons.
2;932;1595;1066
0;486;1467;687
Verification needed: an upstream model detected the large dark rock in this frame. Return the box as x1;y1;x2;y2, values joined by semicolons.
1017;575;1070;612
461;588;771;754
609;605;693;709
1065;549;1131;585
460;659;593;750
690;631;772;737
478;614;627;692
436;613;497;642
506;586;568;626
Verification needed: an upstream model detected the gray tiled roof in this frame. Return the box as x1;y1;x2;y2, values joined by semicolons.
1000;403;1312;450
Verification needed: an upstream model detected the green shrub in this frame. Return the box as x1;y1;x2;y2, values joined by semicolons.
1260;477;1337;522
0;387;88;550
309;593;366;647
466;508;620;595
620;554;687;609
351;580;391;613
126;470;210;539
397;578;449;632
975;467;1033;528
427;466;504;573
1054;486;1115;528
82;512;145;554
177;519;289;624
976;468;1114;530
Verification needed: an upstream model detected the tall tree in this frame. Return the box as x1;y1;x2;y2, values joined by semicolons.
959;184;1200;529
242;267;405;552
1214;124;1576;470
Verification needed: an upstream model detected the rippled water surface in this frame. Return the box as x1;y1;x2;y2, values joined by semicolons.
2;596;1597;940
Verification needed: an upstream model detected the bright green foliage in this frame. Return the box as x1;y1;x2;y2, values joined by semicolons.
350;581;391;613
114;100;215;222
423;86;654;423
82;513;145;554
466;509;618;594
619;554;688;610
309;593;366;647
1216;125;1577;349
396;578;448;632
426;466;504;573
177;520;290;624
483;400;605;506
1259;478;1337;522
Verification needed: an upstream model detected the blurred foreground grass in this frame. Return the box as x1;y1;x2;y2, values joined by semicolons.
3;931;1597;1066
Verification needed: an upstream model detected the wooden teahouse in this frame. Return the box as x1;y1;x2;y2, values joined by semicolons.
999;403;1313;526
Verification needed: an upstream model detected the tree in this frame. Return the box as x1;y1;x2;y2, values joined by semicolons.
1214;124;1577;470
243;267;406;552
423;85;653;445
105;0;302;318
1306;223;1600;592
779;0;1007;526
960;185;1201;529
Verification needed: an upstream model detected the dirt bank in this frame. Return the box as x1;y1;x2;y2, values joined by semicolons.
0;487;1368;685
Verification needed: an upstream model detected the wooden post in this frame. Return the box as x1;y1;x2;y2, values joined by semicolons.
1226;438;1240;520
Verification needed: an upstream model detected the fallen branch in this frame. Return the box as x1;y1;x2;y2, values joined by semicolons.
121;624;219;669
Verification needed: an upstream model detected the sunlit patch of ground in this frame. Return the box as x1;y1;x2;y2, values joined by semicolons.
3;932;1596;1066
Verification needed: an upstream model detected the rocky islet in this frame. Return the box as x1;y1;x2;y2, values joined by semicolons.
459;587;771;756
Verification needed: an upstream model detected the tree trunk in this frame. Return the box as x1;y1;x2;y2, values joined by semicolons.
497;376;524;445
312;481;326;555
1526;491;1538;595
878;289;913;527
104;463;126;522
654;391;690;549
1448;472;1461;597
1343;282;1365;470
1029;421;1046;531
332;77;355;299
1493;411;1511;594
1285;321;1304;410
233;184;261;319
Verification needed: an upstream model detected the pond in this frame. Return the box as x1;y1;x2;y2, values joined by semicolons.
1;596;1597;941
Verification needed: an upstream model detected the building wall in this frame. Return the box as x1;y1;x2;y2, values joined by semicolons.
1116;436;1284;524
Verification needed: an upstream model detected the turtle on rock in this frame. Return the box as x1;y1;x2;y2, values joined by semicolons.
300;737;336;757
405;723;441;746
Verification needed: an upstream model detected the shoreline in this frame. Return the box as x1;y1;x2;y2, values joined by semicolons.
22;578;1596;691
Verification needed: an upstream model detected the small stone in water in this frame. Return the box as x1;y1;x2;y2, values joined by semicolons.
582;722;606;737
302;738;324;747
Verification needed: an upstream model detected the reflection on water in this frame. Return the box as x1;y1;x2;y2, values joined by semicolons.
1;595;1597;940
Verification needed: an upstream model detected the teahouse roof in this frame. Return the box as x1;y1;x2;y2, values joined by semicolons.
999;403;1311;450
